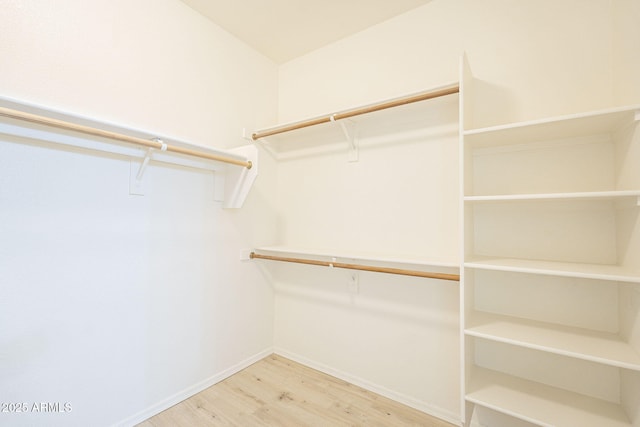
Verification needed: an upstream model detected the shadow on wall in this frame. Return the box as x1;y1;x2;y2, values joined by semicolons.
470;79;518;129
269;262;459;328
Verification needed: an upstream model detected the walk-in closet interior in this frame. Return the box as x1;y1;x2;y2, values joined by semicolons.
1;1;639;426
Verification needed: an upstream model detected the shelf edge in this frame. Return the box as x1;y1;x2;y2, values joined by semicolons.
463;103;640;136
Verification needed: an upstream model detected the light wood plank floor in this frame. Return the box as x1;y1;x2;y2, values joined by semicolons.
138;354;456;427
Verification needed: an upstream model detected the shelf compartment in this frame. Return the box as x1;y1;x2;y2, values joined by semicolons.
465;268;622;333
466;311;640;371
463;104;639;197
464;256;640;283
465;197;639;277
467;367;632;427
469;202;621;264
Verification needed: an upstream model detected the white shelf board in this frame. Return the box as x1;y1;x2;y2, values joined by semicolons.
465;256;640;283
464;190;640;203
466;311;640;371
467;367;631;427
464;104;640;148
254;246;460;272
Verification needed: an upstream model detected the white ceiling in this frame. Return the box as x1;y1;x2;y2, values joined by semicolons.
180;0;432;64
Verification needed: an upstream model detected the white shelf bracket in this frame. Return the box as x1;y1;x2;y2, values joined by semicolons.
136;148;154;180
330;115;358;162
241;127;254;142
242;127;281;161
348;271;359;294
129;138;166;196
635;110;640;122
222;144;258;208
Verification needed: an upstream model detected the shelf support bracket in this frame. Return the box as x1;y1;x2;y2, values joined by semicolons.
243;126;279;160
330;115;358;162
129;138;166;195
635;110;640;122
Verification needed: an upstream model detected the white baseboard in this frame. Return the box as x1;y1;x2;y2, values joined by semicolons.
113;347;273;427
274;347;461;426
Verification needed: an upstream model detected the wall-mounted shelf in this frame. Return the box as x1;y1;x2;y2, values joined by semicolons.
466;367;632;427
466;311;640;371
0;96;257;208
251;82;459;160
464;190;640;203
464;257;640;284
463;104;640;147
252;246;460;281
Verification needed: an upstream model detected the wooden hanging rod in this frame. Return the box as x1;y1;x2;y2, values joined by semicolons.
250;252;460;282
0;106;253;169
251;83;460;140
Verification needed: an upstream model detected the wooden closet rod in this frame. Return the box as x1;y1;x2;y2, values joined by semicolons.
0;106;253;169
251;83;460;140
250;252;460;282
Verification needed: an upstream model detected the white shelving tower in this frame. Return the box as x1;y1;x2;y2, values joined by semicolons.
460;56;640;427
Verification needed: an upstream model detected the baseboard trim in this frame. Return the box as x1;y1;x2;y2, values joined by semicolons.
274;347;461;426
114;347;274;427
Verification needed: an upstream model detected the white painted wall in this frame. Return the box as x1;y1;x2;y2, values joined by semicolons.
273;0;627;425
272;94;462;422
278;0;614;127
613;0;640;105
0;1;278;426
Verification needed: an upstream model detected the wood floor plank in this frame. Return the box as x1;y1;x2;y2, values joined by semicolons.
139;354;456;427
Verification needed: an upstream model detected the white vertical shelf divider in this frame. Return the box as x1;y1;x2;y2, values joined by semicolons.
459;52;473;427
